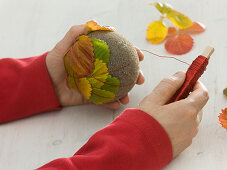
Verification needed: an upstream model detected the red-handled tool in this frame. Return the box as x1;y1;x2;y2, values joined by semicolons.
168;46;215;103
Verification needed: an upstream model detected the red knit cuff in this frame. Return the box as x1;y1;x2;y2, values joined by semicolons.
116;108;173;168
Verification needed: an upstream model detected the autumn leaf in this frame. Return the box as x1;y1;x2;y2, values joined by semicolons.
146;19;168;44
166;10;192;29
89;88;115;104
181;22;206;34
219;108;227;129
167;27;177;37
91;38;110;63
101;74;120;94
64;35;95;78
78;78;92;99
151;2;172;15
84;20;115;35
87;58;108;89
165;34;193;55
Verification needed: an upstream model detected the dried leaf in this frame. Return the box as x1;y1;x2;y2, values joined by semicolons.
146;19;168;44
101;74;120;94
166;9;192;29
165;34;193;55
64;35;95;78
84;20;115;35
167;27;177;37
219;108;227;129
89;88;115;104
182;22;206;34
91;38;110;63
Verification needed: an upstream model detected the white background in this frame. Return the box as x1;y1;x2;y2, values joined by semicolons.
0;0;226;169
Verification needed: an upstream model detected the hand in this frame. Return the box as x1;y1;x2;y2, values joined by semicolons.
46;24;145;109
137;71;209;158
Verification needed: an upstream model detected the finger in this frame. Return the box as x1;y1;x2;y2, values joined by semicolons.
54;24;85;55
102;101;120;109
147;71;186;105
136;71;145;85
197;110;203;122
135;47;144;61
184;81;209;112
119;95;130;105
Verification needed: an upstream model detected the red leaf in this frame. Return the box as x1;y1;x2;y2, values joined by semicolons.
182;22;206;34
219;108;227;129
165;34;193;55
167;27;177;37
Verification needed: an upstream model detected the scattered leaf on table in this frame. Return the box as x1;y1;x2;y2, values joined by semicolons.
165;34;193;55
166;9;192;29
89;88;115;104
64;35;95;78
219;108;227;129
87;59;108;89
91;38;110;63
223;88;227;96
84;20;115;35
167;27;177;37
151;2;172;15
182;22;206;34
146;19;168;44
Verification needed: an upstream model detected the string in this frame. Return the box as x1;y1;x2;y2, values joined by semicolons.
140;49;190;66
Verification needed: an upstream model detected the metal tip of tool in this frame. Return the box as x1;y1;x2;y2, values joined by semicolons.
202;46;215;60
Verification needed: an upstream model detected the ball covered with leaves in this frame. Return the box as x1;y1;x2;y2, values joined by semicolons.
63;21;139;104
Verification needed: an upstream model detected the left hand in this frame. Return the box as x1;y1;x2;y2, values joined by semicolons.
46;24;145;109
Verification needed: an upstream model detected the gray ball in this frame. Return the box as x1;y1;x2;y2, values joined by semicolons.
88;30;139;100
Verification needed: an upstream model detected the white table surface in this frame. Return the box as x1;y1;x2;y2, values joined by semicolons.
0;0;227;169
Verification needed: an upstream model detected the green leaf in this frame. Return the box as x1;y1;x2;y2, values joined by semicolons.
166;10;192;29
87;58;108;89
89;88;115;104
151;2;172;14
67;76;77;89
91;38;110;63
101;75;120;94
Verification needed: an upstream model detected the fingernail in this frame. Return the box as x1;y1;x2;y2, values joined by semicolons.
172;71;184;79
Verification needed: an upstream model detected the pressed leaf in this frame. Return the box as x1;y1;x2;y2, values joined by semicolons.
165;34;193;55
78;78;92;99
219;108;227;129
87;59;108;89
167;27;177;37
101;74;120;94
181;22;206;34
84;20;115;35
146;19;168;44
91;38;110;63
89;88;115;104
166;9;192;29
64;35;95;78
151;2;172;14
67;76;77;89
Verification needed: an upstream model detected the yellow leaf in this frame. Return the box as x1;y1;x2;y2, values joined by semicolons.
166;10;192;29
84;20;115;35
78;78;92;99
88;58;108;88
146;19;168;44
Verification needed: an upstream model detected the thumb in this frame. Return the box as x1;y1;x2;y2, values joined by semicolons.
53;24;85;56
148;71;186;105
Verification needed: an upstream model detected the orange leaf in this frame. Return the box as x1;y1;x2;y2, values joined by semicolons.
84;20;115;34
167;27;177;37
219;108;227;129
64;35;95;78
181;22;206;34
165;34;193;55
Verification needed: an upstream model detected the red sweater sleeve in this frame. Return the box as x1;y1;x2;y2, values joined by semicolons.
38;109;173;170
0;52;60;123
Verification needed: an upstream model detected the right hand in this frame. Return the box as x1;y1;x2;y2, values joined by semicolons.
137;71;209;158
